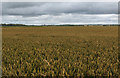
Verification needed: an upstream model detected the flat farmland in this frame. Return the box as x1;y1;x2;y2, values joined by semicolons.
2;26;119;76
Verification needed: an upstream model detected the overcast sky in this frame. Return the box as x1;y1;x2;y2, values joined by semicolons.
1;2;118;25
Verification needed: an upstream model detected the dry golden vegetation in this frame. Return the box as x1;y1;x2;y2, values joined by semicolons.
2;26;119;76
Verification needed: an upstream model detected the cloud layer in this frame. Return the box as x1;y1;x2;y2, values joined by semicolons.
2;2;118;25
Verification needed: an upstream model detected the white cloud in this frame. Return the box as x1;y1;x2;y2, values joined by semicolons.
2;14;118;25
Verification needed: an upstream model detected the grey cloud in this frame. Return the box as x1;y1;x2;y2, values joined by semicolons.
2;2;45;9
2;2;118;16
1;2;118;25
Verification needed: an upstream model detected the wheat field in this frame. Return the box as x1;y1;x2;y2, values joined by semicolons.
2;26;119;76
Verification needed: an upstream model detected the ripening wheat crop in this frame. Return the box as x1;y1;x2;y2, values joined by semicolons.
2;26;119;77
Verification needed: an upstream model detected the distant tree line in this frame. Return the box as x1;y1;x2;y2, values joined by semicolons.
0;23;119;27
1;24;27;26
